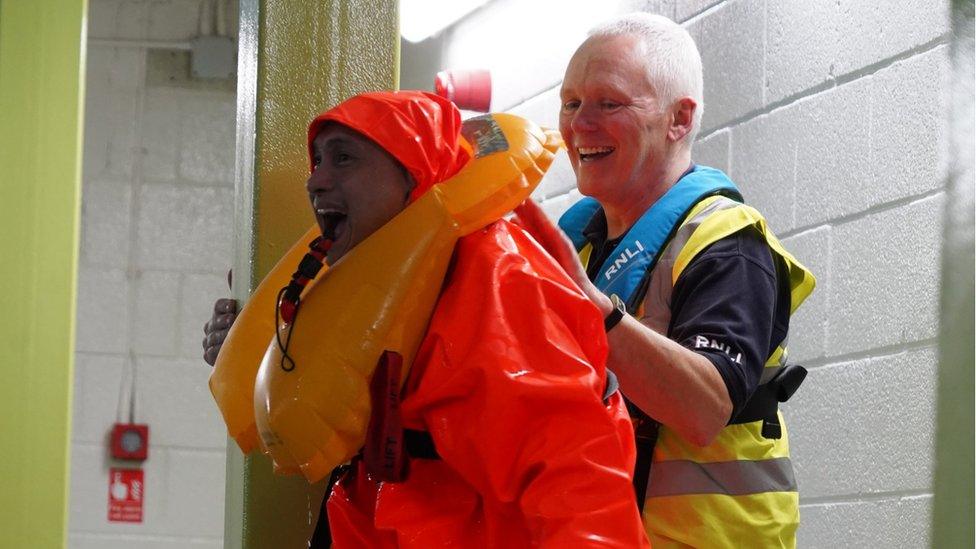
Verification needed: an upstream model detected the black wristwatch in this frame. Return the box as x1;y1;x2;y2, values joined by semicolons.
604;294;627;332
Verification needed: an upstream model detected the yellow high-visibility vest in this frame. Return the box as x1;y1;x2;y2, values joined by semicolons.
581;195;816;548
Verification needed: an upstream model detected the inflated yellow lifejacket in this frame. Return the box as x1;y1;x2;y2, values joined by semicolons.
210;113;561;482
209;224;324;454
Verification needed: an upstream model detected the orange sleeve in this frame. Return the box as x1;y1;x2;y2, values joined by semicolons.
403;221;649;548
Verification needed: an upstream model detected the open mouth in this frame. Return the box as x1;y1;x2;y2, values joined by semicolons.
578;146;615;162
316;208;347;241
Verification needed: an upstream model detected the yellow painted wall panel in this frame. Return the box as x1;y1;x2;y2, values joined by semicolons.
0;1;87;547
253;0;399;279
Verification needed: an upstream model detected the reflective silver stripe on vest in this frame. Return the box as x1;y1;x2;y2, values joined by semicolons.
645;457;797;498
760;364;782;384
640;196;741;335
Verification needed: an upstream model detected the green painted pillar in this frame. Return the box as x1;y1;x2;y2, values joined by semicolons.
226;1;399;546
932;1;975;547
0;1;87;548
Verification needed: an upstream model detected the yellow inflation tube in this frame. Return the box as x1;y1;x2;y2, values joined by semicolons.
209;113;562;482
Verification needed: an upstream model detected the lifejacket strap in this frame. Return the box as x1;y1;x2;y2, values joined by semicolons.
731;363;808;439
309;460;355;549
628;398;660;512
403;429;441;460
364;351;407;481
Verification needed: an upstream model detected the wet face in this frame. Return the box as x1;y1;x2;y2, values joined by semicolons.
559;34;672;205
306;124;414;264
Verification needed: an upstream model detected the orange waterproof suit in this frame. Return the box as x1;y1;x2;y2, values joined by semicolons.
326;219;649;548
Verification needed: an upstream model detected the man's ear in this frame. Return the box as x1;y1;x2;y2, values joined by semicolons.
668;97;697;143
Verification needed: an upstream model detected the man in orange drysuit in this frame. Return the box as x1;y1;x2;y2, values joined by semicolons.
205;91;649;548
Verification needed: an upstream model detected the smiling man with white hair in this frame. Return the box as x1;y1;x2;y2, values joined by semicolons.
516;12;816;548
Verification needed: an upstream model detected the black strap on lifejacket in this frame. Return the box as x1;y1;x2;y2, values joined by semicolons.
403;428;440;460
730;363;807;438
308;461;353;549
628;401;659;513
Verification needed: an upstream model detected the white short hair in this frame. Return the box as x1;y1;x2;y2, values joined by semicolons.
588;13;704;143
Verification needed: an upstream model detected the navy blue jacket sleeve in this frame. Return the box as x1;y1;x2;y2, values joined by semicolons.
667;226;787;421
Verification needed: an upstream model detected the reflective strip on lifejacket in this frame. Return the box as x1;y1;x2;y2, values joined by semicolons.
645;457;797;498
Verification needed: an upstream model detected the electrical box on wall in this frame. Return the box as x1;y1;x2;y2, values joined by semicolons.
191;35;236;79
110;423;149;461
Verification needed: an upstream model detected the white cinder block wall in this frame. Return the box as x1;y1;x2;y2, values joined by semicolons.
404;0;950;546
71;1;238;547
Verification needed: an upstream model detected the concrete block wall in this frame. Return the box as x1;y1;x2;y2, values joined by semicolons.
71;1;238;547
404;0;950;546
